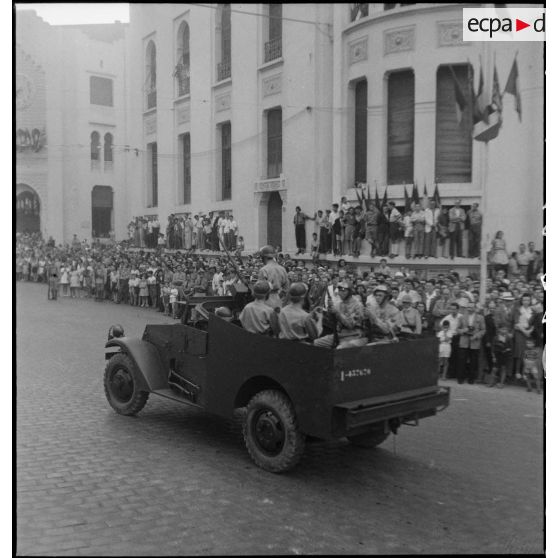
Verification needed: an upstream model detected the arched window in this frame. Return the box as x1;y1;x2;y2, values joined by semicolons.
145;40;157;109
176;22;190;96
91;131;100;169
104;133;113;170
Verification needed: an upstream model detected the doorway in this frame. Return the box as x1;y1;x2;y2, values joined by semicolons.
267;191;282;250
92;186;113;238
16;187;41;233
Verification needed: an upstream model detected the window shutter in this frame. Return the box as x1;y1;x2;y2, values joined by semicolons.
387;70;414;185
267;108;282;178
435;65;473;183
183;134;191;204
269;4;282;41
354;80;368;184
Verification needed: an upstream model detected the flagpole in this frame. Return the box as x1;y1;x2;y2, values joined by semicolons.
479;142;489;305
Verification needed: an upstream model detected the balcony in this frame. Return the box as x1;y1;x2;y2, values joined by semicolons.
217;60;231;82
175;64;190;96
104;160;113;172
90;159;100;171
264;37;282;63
147;89;157;110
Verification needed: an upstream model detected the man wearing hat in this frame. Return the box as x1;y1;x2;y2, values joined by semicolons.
278;283;322;342
366;284;399;337
239;280;280;336
455;301;485;384
258;245;289;311
314;280;367;348
395;278;421;308
449;199;466;259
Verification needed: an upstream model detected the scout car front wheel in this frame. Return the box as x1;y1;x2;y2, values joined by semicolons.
243;390;305;473
347;428;390;448
104;353;149;416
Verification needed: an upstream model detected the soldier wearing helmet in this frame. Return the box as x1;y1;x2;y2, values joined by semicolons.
314;280;367;349
278;283;323;342
258;245;289;311
366;284;400;337
239;280;280;336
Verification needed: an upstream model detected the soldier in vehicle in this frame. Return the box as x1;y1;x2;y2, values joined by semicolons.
239;280;280;336
278;283;323;343
366;284;399;338
258;245;289;311
314;280;367;349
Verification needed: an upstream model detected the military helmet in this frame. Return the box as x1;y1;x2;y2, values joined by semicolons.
288;282;308;299
259;245;276;259
215;306;233;318
253;280;271;296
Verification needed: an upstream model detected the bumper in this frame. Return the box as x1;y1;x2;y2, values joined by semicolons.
332;386;450;437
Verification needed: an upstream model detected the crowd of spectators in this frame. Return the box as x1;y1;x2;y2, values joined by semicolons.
16;228;544;392
127;212;242;253
294;195;544;271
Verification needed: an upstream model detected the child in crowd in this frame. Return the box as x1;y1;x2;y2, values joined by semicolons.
489;326;513;388
523;338;542;393
161;281;171;315
129;272;139;306
138;274;149;308
310;233;319;263
169;282;180;319
437;320;453;380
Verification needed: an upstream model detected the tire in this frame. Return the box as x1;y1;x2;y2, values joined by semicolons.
243;390;305;473
347;428;390;448
104;353;149;416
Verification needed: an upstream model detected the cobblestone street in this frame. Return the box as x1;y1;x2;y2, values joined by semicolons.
16;282;544;555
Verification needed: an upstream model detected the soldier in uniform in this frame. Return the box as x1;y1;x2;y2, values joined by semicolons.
366;284;399;337
258;245;289;311
239;281;280;336
278;283;322;342
314;280;367;349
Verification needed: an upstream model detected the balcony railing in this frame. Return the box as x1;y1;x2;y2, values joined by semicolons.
90;159;100;171
217;60;231;81
104;160;114;172
147;89;157;110
264;37;282;63
175;64;190;96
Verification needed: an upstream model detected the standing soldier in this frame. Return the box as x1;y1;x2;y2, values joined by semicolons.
258;245;289;311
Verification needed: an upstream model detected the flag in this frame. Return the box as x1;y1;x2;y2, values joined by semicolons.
488;64;503;122
470;62;485;126
404;186;411;212
423;182;428;199
366;184;372;208
474;62;503;143
355;182;364;209
504;56;521;121
449;65;467;126
412;182;420;205
375;186;381;209
433;183;441;208
382;187;388;209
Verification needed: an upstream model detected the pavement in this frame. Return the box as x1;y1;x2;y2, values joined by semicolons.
16;281;544;555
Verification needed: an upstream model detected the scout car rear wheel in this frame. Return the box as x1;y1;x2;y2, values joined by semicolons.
104;353;149;416
347;428;390;448
244;390;305;473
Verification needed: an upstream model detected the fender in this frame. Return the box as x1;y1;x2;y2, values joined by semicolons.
105;337;168;392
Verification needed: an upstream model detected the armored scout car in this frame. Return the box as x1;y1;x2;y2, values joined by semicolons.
104;296;450;473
